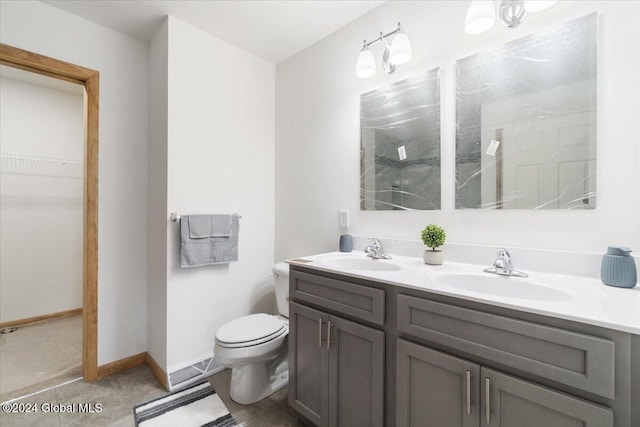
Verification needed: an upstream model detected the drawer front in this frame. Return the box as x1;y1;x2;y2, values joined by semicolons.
397;295;615;399
290;270;385;325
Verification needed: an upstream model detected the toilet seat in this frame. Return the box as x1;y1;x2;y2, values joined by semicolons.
216;313;286;348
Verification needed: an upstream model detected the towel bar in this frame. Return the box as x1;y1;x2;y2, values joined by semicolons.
170;212;242;222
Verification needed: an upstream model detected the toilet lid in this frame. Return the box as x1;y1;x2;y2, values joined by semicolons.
216;313;286;346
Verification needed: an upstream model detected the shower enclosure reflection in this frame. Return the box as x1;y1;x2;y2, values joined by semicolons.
456;13;597;209
361;69;441;210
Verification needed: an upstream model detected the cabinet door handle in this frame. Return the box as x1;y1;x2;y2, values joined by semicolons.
466;370;471;415
485;377;491;424
318;318;323;348
327;320;332;351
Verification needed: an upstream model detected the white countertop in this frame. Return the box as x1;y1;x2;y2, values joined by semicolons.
287;251;640;335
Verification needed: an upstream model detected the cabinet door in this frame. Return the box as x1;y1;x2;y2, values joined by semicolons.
327;314;385;427
481;367;613;427
289;302;329;427
396;339;480;427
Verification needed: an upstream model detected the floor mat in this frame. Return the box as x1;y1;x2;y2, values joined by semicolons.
134;381;243;427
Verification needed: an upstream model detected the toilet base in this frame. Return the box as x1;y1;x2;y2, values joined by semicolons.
229;358;289;405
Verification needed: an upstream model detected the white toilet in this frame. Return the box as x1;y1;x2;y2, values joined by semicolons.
214;262;290;405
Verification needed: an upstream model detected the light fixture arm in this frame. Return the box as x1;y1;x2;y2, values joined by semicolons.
362;22;404;49
381;36;396;74
499;0;527;28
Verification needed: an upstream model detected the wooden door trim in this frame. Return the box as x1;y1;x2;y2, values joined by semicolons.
1;43;99;382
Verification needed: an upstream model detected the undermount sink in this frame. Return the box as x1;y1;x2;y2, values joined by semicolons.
433;272;573;301
316;256;401;272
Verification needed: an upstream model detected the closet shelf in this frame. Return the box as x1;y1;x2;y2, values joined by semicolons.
0;151;83;179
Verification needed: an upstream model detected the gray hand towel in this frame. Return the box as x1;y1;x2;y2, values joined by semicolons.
188;214;232;238
180;214;239;267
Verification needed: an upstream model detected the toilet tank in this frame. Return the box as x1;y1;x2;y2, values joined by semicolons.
273;262;290;318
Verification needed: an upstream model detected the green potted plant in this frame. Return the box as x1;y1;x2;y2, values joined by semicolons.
420;224;446;265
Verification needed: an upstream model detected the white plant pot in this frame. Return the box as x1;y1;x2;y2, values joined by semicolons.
423;249;443;265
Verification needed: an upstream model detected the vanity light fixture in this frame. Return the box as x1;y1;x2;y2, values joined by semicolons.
465;1;496;35
355;22;412;79
464;0;559;35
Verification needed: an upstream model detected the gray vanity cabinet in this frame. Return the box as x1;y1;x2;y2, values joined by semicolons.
289;266;635;427
396;339;613;427
289;302;328;425
289;301;384;427
396;339;480;427
327;313;384;427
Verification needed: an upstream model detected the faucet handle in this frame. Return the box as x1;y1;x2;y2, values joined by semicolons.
369;238;382;248
495;248;513;274
365;238;389;259
485;247;526;277
497;248;510;259
364;239;376;254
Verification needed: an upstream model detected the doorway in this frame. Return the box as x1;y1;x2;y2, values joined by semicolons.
0;44;99;393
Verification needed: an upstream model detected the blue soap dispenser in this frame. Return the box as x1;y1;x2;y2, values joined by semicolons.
601;246;637;288
339;234;353;252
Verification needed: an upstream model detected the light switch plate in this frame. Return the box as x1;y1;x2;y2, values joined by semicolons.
339;210;349;229
486;140;501;156
398;145;407;161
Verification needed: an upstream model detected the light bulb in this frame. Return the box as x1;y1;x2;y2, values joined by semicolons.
465;0;496;35
389;31;412;65
355;47;376;79
524;0;558;13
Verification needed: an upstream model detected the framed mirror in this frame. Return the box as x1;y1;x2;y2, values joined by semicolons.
361;69;441;210
456;13;597;209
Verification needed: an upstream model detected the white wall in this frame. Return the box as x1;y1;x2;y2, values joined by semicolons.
275;1;640;261
147;18;169;370
0;74;83;322
164;16;276;372
0;1;149;365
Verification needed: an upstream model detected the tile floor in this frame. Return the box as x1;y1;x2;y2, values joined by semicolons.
0;365;306;426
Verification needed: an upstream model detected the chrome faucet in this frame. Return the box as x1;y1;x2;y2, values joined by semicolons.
364;238;392;260
484;248;528;277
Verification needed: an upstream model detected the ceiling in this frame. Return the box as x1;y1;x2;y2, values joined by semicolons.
42;0;385;64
